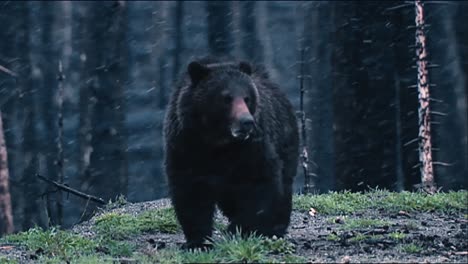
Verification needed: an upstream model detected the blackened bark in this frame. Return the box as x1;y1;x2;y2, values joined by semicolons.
240;1;264;63
427;2;468;190
15;2;47;230
173;1;184;79
84;2;128;202
332;1;400;191
206;1;234;56
304;2;335;193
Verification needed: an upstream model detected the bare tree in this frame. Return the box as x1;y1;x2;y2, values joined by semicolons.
414;0;435;192
0;111;13;235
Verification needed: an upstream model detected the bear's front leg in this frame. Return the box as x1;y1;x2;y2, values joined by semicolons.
170;178;215;249
229;182;291;237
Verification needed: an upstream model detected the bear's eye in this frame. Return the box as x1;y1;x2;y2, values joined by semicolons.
244;96;250;104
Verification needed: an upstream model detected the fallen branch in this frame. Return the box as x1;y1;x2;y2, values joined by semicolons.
36;174;105;205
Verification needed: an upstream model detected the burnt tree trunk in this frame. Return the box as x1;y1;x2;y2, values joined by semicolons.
173;1;184;79
427;2;468;190
0;111;13;235
239;1;264;63
78;2;95;202
414;0;435;192
17;2;47;230
85;1;128;202
206;1;234;56
304;2;335;193
39;1;61;225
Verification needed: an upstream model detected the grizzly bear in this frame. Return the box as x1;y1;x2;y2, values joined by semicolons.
163;57;299;249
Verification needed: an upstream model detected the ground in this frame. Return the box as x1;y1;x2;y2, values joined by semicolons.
0;190;467;263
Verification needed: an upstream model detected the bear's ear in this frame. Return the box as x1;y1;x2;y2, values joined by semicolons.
188;61;210;85
239;61;252;75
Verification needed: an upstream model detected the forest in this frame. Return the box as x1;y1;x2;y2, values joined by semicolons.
0;0;467;244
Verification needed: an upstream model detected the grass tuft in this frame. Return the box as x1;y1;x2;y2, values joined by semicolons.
399;242;423;254
389;231;406;240
212;230;268;263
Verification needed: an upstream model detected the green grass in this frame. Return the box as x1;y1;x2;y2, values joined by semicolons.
400;243;423;254
37;255;115;264
212;231;268;263
294;190;467;214
94;207;179;240
1;227;97;261
0;257;17;264
141;230;303;263
327;233;340;241
3;190;465;263
389;231;406;240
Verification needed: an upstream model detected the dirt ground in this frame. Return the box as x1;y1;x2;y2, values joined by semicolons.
1;198;467;263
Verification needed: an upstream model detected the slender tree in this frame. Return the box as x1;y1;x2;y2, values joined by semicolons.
0;111;13;235
414;0;435;192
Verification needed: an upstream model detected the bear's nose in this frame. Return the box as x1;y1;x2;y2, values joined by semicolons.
239;115;255;134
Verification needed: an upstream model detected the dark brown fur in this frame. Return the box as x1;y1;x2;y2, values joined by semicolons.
163;57;299;249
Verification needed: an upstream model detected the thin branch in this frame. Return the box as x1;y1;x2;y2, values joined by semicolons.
36;174;106;205
384;3;412;12
430;111;447;116
433;161;453;166
403;137;419;147
0;65;17;78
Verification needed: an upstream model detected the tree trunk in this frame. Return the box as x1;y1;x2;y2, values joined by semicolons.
0;111;14;236
173;1;184;79
239;1;264;63
16;2;47;230
84;1;128;202
78;2;95;201
0;2;22;232
414;0;435;192
304;2;335;193
427;2;468;190
206;1;234;56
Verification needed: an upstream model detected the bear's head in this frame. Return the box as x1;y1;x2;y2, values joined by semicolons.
181;60;259;145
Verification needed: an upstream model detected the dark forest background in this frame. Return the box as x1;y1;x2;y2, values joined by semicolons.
0;1;466;233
